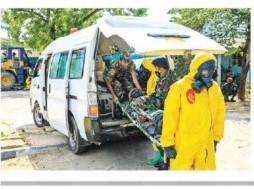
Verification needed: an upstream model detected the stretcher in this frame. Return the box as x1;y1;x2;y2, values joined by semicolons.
118;100;170;170
117;101;162;144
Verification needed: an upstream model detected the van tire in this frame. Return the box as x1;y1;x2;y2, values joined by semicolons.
33;103;47;127
68;115;87;154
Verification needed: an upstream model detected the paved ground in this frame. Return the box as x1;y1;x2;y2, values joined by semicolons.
1;90;251;170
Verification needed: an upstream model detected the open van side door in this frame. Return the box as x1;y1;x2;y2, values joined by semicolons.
47;51;69;135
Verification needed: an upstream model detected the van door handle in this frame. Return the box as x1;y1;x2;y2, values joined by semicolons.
49;84;51;93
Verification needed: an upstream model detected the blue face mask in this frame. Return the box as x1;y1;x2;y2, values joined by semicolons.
192;60;215;93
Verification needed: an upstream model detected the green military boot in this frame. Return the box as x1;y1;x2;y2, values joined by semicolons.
147;151;163;165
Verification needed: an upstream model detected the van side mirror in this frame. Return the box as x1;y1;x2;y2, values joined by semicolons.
28;69;35;77
29;72;34;77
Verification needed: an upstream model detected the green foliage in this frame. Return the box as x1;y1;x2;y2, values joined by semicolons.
2;9;102;51
169;9;250;56
169;9;217;32
170;8;250;100
1;38;24;48
2;8;147;52
105;8;147;17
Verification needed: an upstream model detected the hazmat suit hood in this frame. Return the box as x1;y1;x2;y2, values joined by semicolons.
142;59;156;72
187;52;217;80
141;59;158;95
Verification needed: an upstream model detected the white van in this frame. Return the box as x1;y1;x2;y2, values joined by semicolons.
30;16;226;154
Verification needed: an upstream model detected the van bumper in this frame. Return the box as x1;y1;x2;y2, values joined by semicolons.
84;117;101;143
84;117;141;143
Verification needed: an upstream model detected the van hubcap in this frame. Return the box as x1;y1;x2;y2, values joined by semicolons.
35;107;43;124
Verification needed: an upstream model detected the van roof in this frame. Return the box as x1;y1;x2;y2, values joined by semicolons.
42;25;97;54
42;16;226;56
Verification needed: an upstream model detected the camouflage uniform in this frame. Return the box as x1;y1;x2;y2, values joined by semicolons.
149;70;172;109
134;69;173;166
221;79;238;102
136;70;172;110
103;59;136;101
172;56;192;82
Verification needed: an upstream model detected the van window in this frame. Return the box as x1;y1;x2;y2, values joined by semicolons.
69;48;86;79
49;52;69;79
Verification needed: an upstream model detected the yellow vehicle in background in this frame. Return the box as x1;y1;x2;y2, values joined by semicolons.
1;47;38;90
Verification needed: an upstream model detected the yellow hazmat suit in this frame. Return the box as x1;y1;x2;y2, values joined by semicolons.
161;52;225;170
141;59;158;95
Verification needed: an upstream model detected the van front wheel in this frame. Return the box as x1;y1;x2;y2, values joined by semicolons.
68;115;88;154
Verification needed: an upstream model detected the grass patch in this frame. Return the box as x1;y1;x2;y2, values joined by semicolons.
1;132;8;138
18;132;26;139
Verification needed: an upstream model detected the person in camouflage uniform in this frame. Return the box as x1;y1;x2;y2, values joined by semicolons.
133;57;174;167
149;64;172;109
221;77;238;102
103;51;142;103
133;56;172;110
135;57;173;110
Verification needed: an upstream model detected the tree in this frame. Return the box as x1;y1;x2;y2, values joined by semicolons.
169;8;250;101
2;9;103;51
105;8;147;17
2;8;147;52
